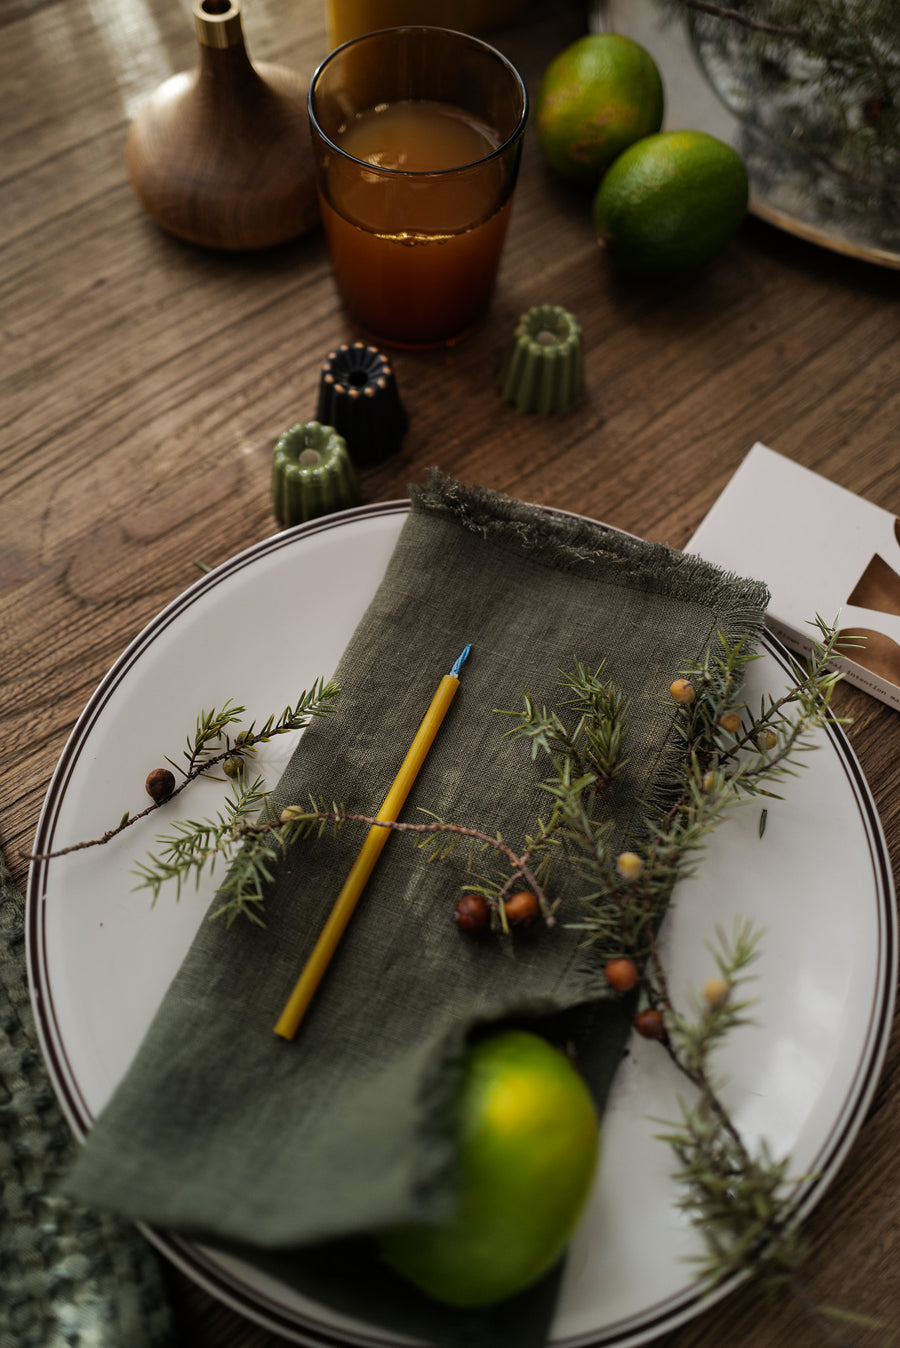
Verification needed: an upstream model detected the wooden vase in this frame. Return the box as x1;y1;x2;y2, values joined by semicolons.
125;0;319;251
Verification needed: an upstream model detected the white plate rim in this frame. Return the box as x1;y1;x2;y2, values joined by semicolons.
26;499;897;1348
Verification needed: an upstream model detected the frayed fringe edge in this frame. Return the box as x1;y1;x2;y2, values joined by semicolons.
410;469;771;627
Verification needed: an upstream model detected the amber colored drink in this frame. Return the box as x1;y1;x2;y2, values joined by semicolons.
326;0;526;47
310;27;527;347
320;100;513;346
328;0;458;46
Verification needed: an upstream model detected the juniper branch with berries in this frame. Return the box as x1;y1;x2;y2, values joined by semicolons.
31;679;340;866
122;615;850;984
37;617;875;1313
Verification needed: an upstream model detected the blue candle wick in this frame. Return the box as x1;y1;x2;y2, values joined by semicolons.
450;645;472;678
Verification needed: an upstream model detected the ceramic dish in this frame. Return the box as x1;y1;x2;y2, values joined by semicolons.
592;0;900;270
27;502;896;1346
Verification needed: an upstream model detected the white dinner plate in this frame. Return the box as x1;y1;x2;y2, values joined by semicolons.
27;502;896;1347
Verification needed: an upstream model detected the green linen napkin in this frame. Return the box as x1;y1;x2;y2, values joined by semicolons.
1;848;174;1348
66;473;769;1346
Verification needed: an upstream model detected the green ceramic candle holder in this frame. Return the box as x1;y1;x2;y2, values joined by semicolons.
271;422;361;527
500;304;583;414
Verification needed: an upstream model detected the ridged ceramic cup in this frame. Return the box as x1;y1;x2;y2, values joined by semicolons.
271;423;361;526
315;343;408;465
499;305;583;414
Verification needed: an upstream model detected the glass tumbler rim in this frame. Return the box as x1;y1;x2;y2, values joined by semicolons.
307;25;529;178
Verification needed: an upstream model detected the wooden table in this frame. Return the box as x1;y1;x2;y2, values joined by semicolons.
3;0;898;1344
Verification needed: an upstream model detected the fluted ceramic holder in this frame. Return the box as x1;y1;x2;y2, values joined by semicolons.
499;305;583;414
315;344;408;466
272;423;361;527
125;0;319;250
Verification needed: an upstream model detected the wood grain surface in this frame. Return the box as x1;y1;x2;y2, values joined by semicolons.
2;1;898;1345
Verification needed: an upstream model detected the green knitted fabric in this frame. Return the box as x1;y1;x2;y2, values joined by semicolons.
66;474;769;1347
0;849;174;1348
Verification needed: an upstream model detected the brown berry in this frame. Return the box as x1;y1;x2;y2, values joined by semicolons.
145;768;176;803
635;1008;666;1040
454;893;490;935
669;678;696;705
503;890;540;928
604;957;639;993
718;710;741;734
862;95;885;124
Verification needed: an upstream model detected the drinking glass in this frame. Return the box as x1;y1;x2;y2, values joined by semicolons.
307;25;528;348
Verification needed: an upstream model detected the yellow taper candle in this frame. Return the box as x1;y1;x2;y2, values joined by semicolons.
274;645;471;1040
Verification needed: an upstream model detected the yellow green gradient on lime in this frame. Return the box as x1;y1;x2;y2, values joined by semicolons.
377;1029;600;1307
536;34;663;183
592;129;749;279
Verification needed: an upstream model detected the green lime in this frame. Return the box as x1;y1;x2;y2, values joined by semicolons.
536;34;664;183
376;1029;599;1307
592;129;749;278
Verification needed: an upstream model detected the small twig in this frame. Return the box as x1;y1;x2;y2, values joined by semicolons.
32;683;339;862
676;0;806;41
31;763;216;860
275;810;558;927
